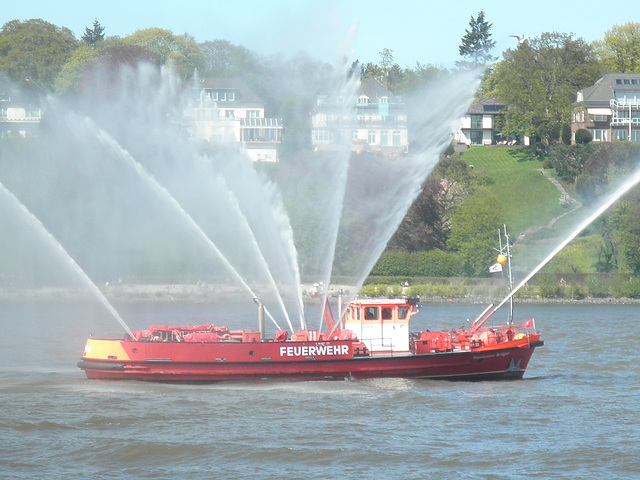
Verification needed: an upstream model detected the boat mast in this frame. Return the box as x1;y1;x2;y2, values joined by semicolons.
503;225;514;324
494;225;514;324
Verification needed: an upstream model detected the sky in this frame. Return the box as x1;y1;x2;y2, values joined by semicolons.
3;0;640;68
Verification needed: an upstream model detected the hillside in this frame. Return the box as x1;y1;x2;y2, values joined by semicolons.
459;146;571;237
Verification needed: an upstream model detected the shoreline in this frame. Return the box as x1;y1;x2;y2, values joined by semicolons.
2;283;640;305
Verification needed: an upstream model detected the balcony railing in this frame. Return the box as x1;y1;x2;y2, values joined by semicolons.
0;116;42;123
611;99;640;108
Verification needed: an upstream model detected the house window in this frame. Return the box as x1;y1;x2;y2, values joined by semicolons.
368;131;376;144
592;129;607;142
357;95;369;104
225;110;235;119
392;131;401;146
632;130;640;142
313;129;333;142
470;131;483;145
470;114;483;129
613;129;628;141
247;110;260;118
591;115;608;122
228;91;235;101
381;130;388;146
380;96;389;104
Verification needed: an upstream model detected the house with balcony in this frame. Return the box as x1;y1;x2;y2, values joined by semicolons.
184;77;283;162
311;78;408;156
572;73;640;143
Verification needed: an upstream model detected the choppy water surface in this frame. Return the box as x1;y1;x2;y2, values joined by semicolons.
1;300;639;479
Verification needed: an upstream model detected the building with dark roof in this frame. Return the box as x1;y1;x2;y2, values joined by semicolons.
573;73;640;143
455;97;511;146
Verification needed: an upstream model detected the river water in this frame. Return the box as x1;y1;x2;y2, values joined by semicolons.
1;299;638;479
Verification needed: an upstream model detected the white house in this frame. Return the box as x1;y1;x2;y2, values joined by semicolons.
455;97;530;146
456;97;506;145
184;78;283;162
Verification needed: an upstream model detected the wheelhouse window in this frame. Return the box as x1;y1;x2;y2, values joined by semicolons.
364;307;378;320
398;306;409;319
381;308;392;320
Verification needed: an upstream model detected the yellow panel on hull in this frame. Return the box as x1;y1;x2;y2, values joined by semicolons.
83;339;131;361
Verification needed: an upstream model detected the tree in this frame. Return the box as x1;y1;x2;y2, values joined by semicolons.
52;45;99;94
548;143;591;182
123;28;205;80
611;199;640;275
52;38;155;95
81;18;105;49
388;156;475;254
456;10;496;68
487;32;601;152
379;48;395;87
199;40;261;78
447;187;503;277
594;22;640;73
0;19;78;91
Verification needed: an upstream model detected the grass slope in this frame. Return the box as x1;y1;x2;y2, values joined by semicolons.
460;147;565;235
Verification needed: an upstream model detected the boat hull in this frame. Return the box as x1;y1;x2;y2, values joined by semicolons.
78;336;543;382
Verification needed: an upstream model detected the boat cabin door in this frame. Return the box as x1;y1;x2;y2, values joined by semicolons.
346;301;413;353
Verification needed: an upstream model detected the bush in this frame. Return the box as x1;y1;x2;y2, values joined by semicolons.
536;274;566;298
358;284;405;298
586;276;610;298
575;128;592;144
542;158;553;169
610;276;640;298
371;250;463;277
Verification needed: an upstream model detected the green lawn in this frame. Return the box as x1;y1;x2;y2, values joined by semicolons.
460;147;566;236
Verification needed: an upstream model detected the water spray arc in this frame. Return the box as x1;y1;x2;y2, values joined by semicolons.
215;175;297;330
478;163;640;327
0;181;135;339
87;118;289;332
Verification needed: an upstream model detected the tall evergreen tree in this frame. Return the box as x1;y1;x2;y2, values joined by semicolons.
456;10;496;68
81;19;105;49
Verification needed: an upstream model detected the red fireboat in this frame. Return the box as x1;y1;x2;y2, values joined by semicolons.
77;295;543;382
